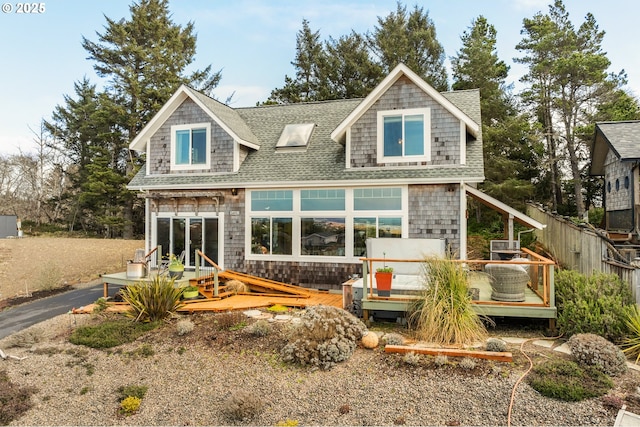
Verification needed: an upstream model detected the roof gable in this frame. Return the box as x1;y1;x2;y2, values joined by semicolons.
129;85;259;152
591;121;640;176
331;63;480;143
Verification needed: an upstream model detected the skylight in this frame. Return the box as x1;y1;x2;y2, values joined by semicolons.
276;123;315;149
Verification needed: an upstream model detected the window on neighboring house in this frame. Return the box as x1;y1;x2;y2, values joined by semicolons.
377;108;431;163
171;123;210;170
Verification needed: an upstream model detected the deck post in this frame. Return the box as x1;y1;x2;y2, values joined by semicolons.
214;269;219;297
195;251;200;277
362;258;370;321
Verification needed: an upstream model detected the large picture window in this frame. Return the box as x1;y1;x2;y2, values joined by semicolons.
247;187;405;261
171;123;211;170
377;108;430;163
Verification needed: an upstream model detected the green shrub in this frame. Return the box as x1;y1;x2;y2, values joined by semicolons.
281;305;367;370
118;384;148;401
407;257;488;346
555;270;634;342
120;275;184;322
567;333;627;376
69;319;159;348
527;359;613;401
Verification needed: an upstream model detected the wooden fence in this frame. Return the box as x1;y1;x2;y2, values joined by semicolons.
527;204;640;304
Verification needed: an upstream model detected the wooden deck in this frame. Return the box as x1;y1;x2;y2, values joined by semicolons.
98;268;343;314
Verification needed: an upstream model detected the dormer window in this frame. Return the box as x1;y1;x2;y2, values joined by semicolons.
377;108;431;163
276;123;314;151
171;123;211;170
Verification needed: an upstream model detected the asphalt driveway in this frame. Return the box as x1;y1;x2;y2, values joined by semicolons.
0;281;122;340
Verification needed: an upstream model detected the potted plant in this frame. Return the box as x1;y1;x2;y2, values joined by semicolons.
182;285;199;299
168;254;184;279
375;266;394;297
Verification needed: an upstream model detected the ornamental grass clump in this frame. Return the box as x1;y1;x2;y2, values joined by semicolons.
567;333;627;376
281;305;367;370
622;304;640;363
120;275;184;322
407;257;487;346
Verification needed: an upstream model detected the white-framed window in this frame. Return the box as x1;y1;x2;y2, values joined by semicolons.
170;123;211;170
377;108;431;163
246;187;406;262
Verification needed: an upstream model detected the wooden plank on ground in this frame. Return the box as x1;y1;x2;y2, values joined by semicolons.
384;344;513;362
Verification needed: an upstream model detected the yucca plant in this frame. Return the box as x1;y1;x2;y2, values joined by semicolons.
120;275;184;322
407;257;488;346
621;304;640;363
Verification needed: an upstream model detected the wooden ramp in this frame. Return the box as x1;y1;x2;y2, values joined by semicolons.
177;291;343;313
180;268;342;312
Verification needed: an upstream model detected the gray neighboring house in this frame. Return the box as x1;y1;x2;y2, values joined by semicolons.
128;63;497;288
0;215;17;238
591;121;640;242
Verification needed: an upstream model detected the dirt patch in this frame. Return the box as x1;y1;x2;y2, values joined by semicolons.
0;237;143;303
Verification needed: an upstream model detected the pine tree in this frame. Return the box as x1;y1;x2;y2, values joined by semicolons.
369;2;448;91
79;0;221;237
516;0;623;216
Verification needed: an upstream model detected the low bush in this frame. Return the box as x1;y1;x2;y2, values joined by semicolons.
567;333;627;376
117;384;148;401
176;319;195;336
120;396;141;415
381;333;405;346
214;311;246;330
120;275;184;322
223;390;265;421
555;270;634;343
281;305;367;370
0;370;38;424
486;338;507;353
527;359;613;401
69;319;159;348
246;320;271;337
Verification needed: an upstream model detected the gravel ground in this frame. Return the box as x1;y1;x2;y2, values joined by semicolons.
0;311;637;426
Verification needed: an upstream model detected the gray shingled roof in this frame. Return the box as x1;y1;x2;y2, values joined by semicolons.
129;88;484;189
188;89;259;146
591;121;640;176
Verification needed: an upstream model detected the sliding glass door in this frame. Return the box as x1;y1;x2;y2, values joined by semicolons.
155;216;220;267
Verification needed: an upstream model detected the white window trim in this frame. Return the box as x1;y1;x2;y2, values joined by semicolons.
377;108;431;164
170;123;211;171
245;187;407;263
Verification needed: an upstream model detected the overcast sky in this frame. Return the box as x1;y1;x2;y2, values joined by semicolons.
1;0;638;155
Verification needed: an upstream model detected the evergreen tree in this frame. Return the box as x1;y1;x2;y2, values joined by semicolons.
79;0;221;237
369;2;448;91
268;19;328;103
451;16;537;211
324;32;383;99
516;0;623;216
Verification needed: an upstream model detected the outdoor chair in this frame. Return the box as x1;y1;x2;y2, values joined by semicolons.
484;263;530;302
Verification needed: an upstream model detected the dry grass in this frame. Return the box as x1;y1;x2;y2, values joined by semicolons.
0;237;143;301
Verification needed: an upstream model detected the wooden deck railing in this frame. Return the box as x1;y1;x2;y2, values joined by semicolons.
361;249;556;307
